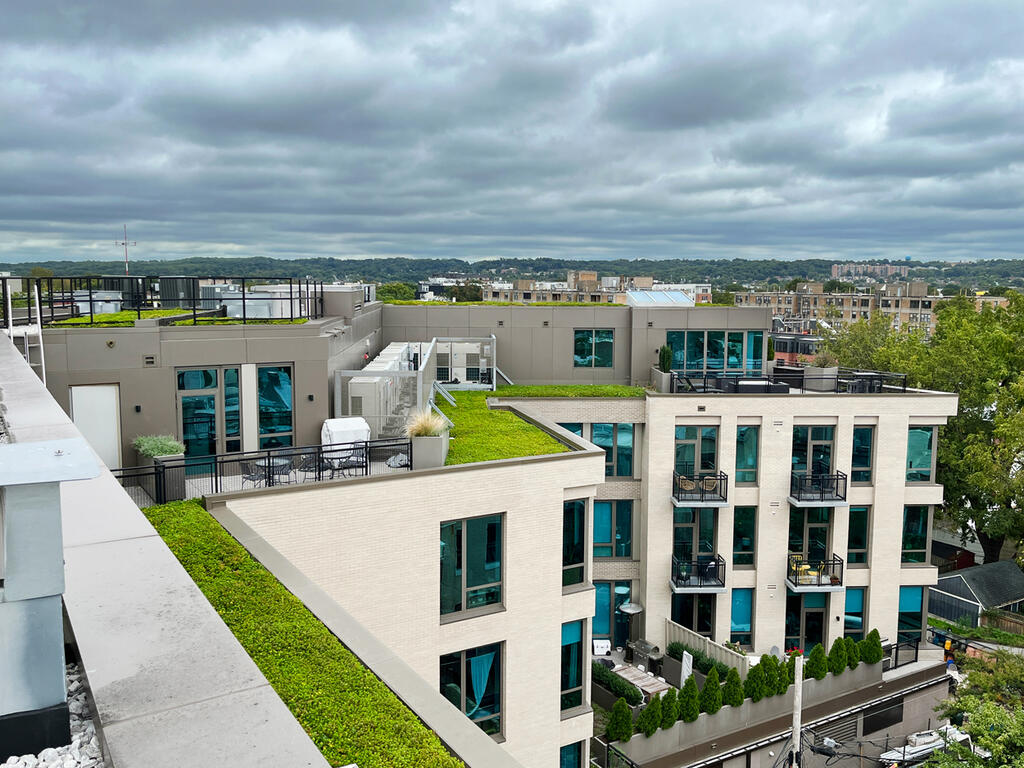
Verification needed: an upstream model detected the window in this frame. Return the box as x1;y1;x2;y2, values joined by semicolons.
733;506;756;566
436;352;450;381
706;331;725;369
440;515;502;617
257;365;293;448
563;500;585;587
898;587;925;642
561;621;584;710
902;506;929;563
788;507;831;561
573;329;613;368
671;593;715;637
792;425;834;474
845;587;865;640
666;330;762;374
851;427;874;483
591;423;634;477
560;742;583;768
863;699;903;735
559;423;583;437
747;331;764;371
730;588;753;647
848;506;869;564
594;501;632;558
735;426;759;483
727;332;744;369
594;581;631;649
223;368;240;453
177;368;217;390
675;426;718;474
906;427;935;482
440;643;502;735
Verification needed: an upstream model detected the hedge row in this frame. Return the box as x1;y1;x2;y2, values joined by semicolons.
666;641;732;678
592;661;644;706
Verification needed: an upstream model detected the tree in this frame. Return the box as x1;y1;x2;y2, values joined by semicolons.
806;644;828;680
28;266;53;278
376;282;415;301
444;283;483;302
941;283;963;296
859;629;884;665
828;638;848;676
660;688;678;729
743;663;767;702
760;655;779;696
700;668;722;714
844;636;860;670
635;693;662;737
678;676;700;722
766;336;775;361
607;698;633;742
722;668;744;707
658;345;673;373
786;652;798;686
784;277;804;291
822;279;854;293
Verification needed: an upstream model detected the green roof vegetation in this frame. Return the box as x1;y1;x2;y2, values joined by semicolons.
171;317;309;326
438;391;569;465
47;309;190;327
142;500;464;768
928;616;1024;649
495;384;645;398
384;299;624;308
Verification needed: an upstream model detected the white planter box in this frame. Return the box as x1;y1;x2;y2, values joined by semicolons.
411;433;449;471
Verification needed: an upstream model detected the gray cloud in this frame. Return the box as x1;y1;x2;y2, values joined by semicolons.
2;0;1024;264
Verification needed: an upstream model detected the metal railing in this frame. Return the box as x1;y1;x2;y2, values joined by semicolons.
1;275;324;328
884;637;921;670
672;468;728;504
790;469;847;502
112;438;412;506
786;554;844;588
670;368;908;394
671;554;726;590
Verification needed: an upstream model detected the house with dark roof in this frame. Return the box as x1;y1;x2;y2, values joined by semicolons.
929;560;1024;627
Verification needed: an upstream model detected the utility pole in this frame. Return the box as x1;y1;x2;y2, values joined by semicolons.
115;225;136;275
790;654;803;767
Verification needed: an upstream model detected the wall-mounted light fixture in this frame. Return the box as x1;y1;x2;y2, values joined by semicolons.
308;394;315;402
134;405;141;413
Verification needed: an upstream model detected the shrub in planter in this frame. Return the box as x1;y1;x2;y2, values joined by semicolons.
760;655;779;696
678;676;700;723
806;644;828;680
133;434;185;458
660;688;678;729
666;642;730;678
722;668;744;707
592;661;643;706
744;663;767;702
859;629;884;665
635;694;661;737
845;636;860;670
775;657;791;695
607;698;633;742
658;345;673;373
828;638;848;676
699;667;722;714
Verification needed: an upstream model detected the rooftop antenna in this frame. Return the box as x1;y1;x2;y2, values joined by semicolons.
115;225;136;275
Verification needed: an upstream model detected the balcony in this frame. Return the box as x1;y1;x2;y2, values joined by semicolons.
788;470;848;506
672;470;728;507
785;555;845;592
671;555;727;594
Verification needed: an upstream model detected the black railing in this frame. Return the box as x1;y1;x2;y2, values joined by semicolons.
884;637;921;670
606;744;642;768
672;469;728;504
111;438;412;505
790;469;848;502
1;275;324;328
671;554;726;590
670;368;908;394
786;554;844;588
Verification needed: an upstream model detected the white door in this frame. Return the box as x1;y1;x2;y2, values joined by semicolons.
70;384;122;469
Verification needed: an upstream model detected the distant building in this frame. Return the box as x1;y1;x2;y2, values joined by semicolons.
832;263;910;279
479;273;711;304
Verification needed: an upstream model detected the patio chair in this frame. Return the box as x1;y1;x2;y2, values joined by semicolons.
677;476;697;494
701;475;720;496
240;460;264;489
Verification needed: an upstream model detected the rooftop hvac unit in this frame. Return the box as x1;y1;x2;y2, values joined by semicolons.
907;731;942;747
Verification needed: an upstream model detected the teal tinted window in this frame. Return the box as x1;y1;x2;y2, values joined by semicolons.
592;424;614;475
259;434;292;449
559;423;583;436
574;329;613;368
594;500;631;558
615;501;632;557
735;426;759;483
666;330;686;369
700;427;718;471
594;329;614;368
257;365;293;435
706;331;725;370
848;506;869;564
906;427;934;482
686;331;704;370
560;621;584;710
594;501;612;557
845;587;865;640
733;506;756;566
616;424;633;476
224;368;240;440
573;330;594;367
792;426;809;471
852;426;873;483
593;583;610;637
747;331;764;371
727;332;744;369
440;643;502;735
730;588;753;646
562;500;585;586
441;516;503;616
177;368;217;390
560;742;583;768
902;506;929;563
898;586;924;642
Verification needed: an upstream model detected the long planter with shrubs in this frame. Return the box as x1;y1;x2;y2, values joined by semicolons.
592;661;643;706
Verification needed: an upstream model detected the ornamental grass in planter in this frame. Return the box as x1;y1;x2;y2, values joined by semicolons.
405;410;449;470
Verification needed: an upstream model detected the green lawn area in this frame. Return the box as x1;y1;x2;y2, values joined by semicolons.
171;317;309;326
385;299;623;308
495;384;645;398
438;391;569;465
47;309;191;327
928;616;1024;649
143;500;464;768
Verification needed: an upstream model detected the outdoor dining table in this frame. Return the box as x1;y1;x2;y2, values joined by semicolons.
613;664;672;701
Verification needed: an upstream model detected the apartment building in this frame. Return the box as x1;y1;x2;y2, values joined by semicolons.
472;272;712;305
5;275;957;768
831;263;910;279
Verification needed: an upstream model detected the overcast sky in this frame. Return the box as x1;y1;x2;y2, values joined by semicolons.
3;1;1024;264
